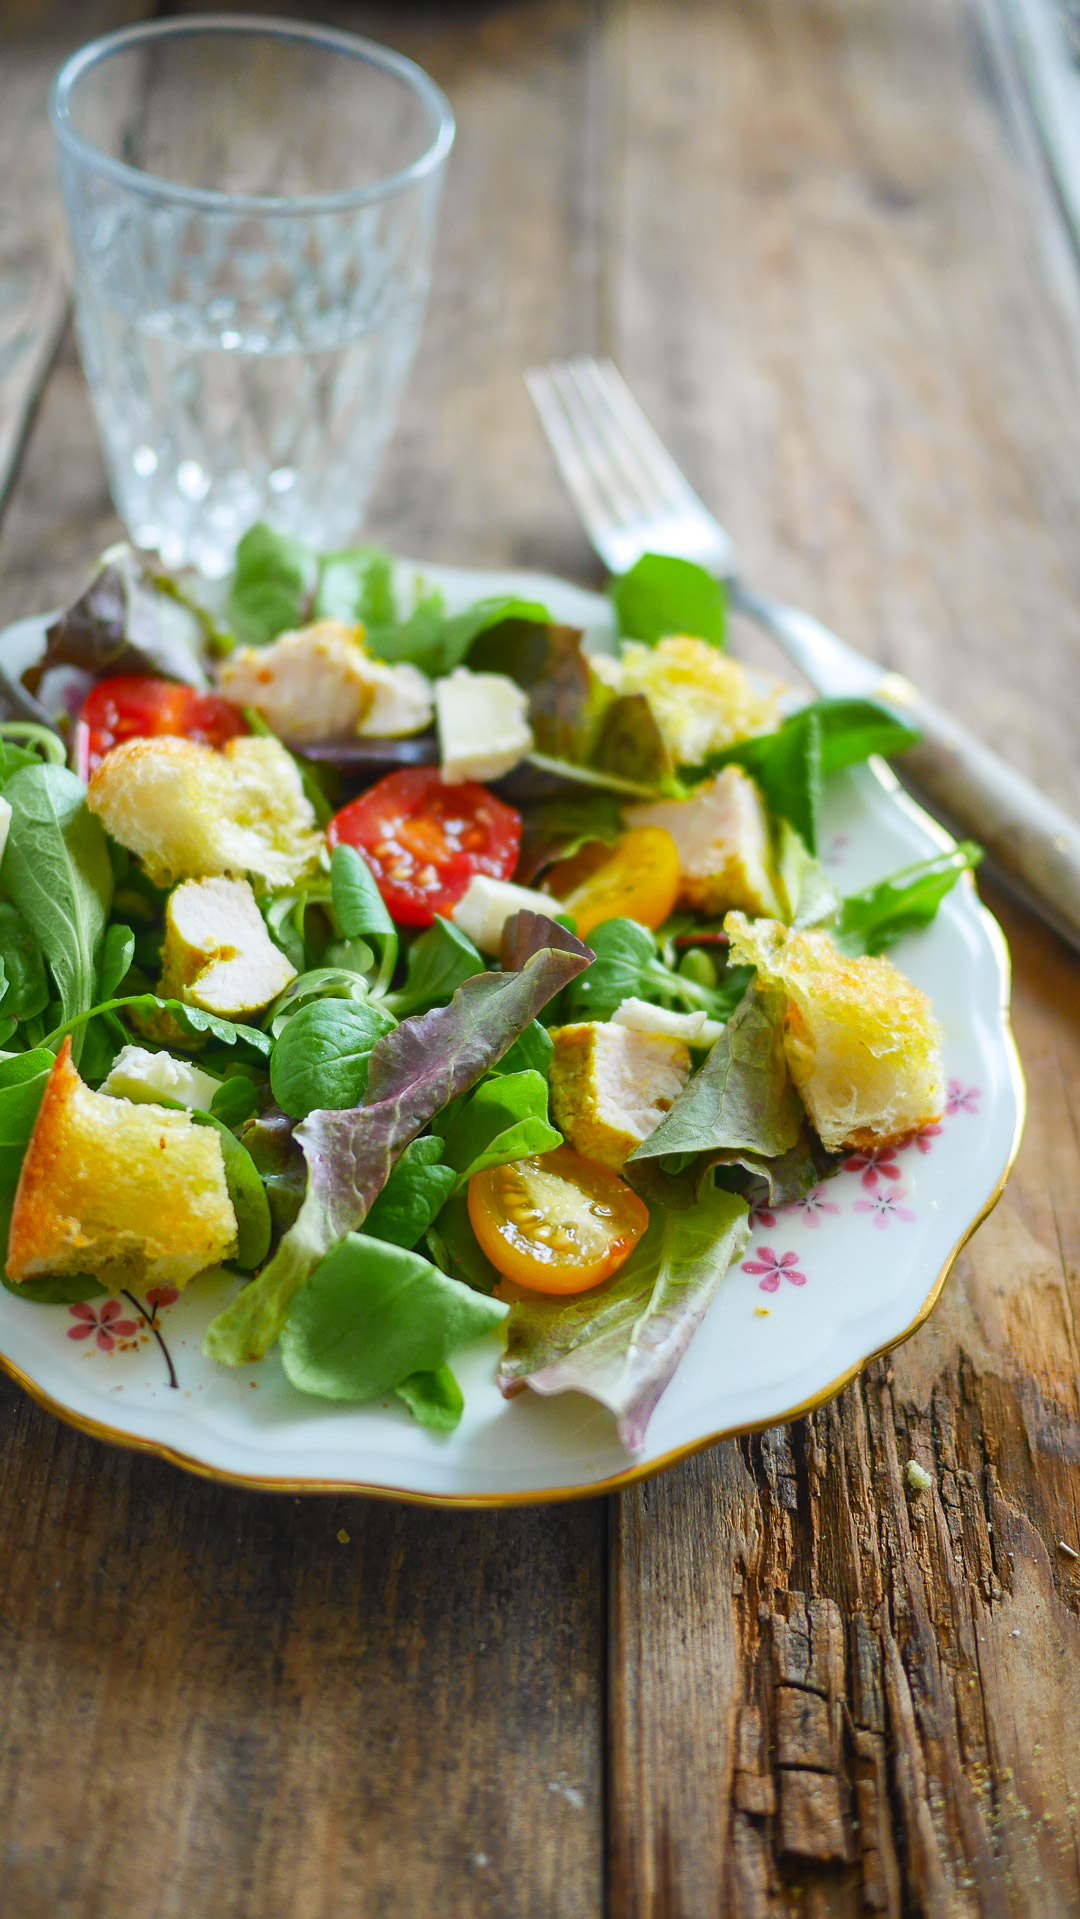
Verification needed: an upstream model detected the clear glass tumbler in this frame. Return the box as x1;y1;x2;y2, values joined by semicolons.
50;15;454;575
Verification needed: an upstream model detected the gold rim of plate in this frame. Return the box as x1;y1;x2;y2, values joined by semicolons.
0;760;1027;1505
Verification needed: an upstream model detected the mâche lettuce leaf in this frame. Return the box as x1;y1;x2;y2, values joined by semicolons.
269;998;397;1120
563;917;752;1025
364;1136;456;1248
498;1184;749;1448
437;1070;562;1186
205;916;593;1365
279;1233;508;1407
628;980;802;1163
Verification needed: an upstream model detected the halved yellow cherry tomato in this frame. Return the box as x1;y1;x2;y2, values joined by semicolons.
468;1146;649;1295
546;826;680;938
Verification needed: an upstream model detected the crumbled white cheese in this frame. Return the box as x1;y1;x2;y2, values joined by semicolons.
356;659;434;738
101;1045;222;1112
904;1459;933;1493
450;874;556;955
612;997;722;1046
435;667;534;784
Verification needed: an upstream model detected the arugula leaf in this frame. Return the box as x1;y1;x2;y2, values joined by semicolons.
364;1136;457;1248
330;843;397;992
517;793;625;885
438;1070;562;1186
701;699;920;853
228;524;318;642
279;1233;508;1402
564;918;752;1024
835;842;983;954
1;765;113;1065
612;553;727;647
270;998;397;1120
205;923;592;1364
629;981;802;1163
395;1365;465;1431
43;992;271;1059
27;545;211;693
384;918;484;1019
499;1184;749;1447
0;905;49;1023
365;588;446;671
99;923;136;1000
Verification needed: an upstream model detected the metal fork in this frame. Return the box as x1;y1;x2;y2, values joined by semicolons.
527;354;1080;954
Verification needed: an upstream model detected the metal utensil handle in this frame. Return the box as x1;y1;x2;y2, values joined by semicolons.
886;676;1080;953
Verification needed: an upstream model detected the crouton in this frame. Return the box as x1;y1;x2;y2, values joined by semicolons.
159;876;295;1018
726;913;945;1151
549;1021;691;1170
591;637;778;766
216;620;433;742
7;1038;237;1290
625;766;783;918
87;734;322;891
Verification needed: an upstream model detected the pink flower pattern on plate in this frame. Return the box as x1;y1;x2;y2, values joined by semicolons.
946;1080;981;1116
781;1184;841;1227
746;1192;778;1231
903;1123;943;1156
67;1299;139;1351
824;832;850;869
742;1246;807;1292
843;1146;903;1190
853;1189;916;1230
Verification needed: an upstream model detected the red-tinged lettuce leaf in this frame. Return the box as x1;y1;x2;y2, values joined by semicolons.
27;546;210;696
498;1185;749;1449
500;908;590;972
466;620;599;760
204;917;592;1365
627;980;803;1163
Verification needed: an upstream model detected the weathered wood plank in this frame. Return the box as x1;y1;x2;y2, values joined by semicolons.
605;0;1080;1910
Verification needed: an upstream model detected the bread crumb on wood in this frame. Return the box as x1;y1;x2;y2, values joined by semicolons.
1058;1539;1079;1561
905;1458;933;1492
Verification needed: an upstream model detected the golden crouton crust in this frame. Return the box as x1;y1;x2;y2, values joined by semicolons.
7;1038;237;1289
87;734;322;891
549;1021;691;1170
726;914;945;1152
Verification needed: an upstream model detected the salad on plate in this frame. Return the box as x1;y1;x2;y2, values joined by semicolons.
0;530;982;1449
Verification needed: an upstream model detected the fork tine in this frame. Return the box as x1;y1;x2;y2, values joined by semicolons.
560;359;680;525
525;366;624;558
547;363;654;530
580;358;715;520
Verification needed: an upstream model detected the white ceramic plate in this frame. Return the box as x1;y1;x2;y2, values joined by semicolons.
0;563;1024;1503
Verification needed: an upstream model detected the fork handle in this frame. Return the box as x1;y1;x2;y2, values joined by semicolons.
881;674;1080;954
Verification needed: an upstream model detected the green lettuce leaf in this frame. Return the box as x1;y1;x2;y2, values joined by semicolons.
498;1184;749;1448
611;553;727;647
383;918;484;1020
364;1136;456;1248
437;1070;561;1186
564;917;752;1025
629;981;802;1163
269;997;397;1120
228;524;318;642
279;1234;507;1402
395;1364;465;1431
835;843;983;955
205;918;592;1364
1;764;113;1063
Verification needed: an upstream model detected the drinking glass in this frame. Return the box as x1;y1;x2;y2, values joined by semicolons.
50;15;454;575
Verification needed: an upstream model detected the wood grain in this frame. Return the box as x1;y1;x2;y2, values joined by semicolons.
602;0;1080;1910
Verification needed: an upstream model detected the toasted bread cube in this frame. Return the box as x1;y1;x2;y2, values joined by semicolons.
591;637;779;766
726;913;945;1151
87;734;322;891
7;1038;237;1290
216;620;433;743
549;1021;691;1170
625;766;783;918
160;876;295;1018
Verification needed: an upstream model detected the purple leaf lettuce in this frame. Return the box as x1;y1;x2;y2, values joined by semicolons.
205;917;591;1364
497;1185;749;1449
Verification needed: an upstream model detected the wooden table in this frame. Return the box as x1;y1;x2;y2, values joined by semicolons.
3;1;1080;1912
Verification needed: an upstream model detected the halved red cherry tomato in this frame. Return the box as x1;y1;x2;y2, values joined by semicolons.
78;674;248;776
327;768;521;927
468;1146;649;1295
